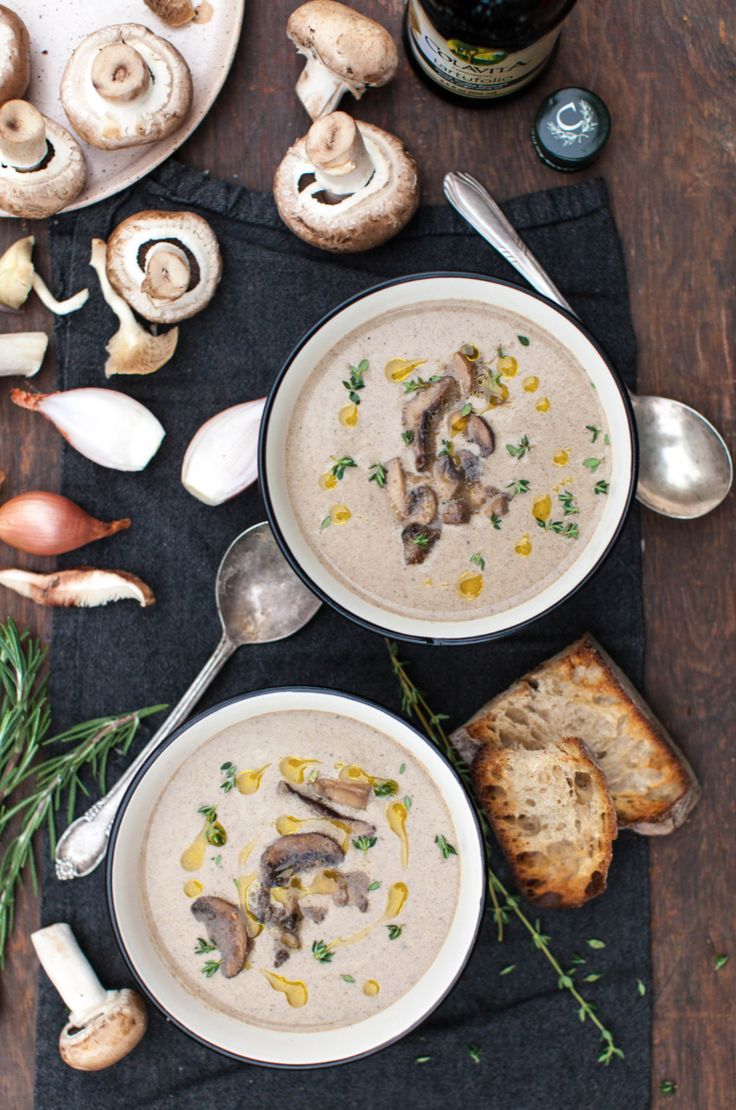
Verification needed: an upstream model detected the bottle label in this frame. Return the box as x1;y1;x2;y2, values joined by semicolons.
407;0;561;99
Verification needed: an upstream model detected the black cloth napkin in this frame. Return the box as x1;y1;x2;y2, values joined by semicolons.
35;162;649;1110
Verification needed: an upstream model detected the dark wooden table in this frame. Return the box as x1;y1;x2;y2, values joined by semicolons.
1;2;734;1106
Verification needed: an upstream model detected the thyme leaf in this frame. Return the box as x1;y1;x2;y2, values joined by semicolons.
507;478;531;495
331;456;357;480
387;924;403;940
435;834;457;859
518;334;530;346
594;480;609;496
470;552;486;570
201;959;221;978
352;835;377;853
194;937;216;955
403;375;443;394
506;434;532;459
583;457;603;472
312;939;334;963
401;429;414;445
219;761;237;793
369;462;387;487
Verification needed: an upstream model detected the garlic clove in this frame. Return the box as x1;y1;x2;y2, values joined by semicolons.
0;236;88;314
10;387;165;472
0;491;130;556
181;398;265;506
0;567;155;608
89;238;178;377
0;332;48;376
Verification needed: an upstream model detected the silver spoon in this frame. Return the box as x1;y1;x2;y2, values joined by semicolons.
55;521;322;880
444;172;733;519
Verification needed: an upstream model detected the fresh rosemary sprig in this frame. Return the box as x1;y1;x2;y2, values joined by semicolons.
0;622;164;967
385;640;624;1065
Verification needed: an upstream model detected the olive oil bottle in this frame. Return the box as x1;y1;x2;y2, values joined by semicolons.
404;0;579;103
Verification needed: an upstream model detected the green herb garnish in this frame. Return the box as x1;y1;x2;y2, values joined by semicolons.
490;512;503;530
312;940;334;963
715;954;729;970
594;480;609;495
415;1056;431;1065
369;462;387;487
659;1080;677;1095
399;762;406;774
219;761;237;793
412;533;430;548
373;779;398;797
403;374;443;394
507;478;531;495
506;434;532;459
438;439;457;459
517;334;530;346
194;937;216;955
586;424;602;443
198;804;217;822
201;959;221;978
499;964;516;976
340;974;355;983
460;402;473;417
352;835;377;854
331;456;357;480
404;795;412;810
320;515;331;531
470;552;486;570
583;972;603;983
401;429;414;445
469;1045;482;1064
558;490;579;516
435;834;457;859
583;457;603;472
537;519;579;539
387;924;403;940
211;854;222;867
343;359;368;405
587;938;606;950
368;881;381;892
198;805;226;846
637;979;646;996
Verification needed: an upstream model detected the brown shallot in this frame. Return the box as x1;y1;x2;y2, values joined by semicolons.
0;568;155;608
0;492;130;556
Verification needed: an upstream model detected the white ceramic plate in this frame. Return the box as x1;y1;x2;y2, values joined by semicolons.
108;688;486;1067
6;0;244;215
260;274;637;645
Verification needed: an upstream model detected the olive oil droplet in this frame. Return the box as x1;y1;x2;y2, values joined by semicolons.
260;970;308;1008
536;397;551;413
330;504;351;525
384;357;427;382
319;471;338;490
386;801;410;868
339;403;358;427
363;979;380;997
498;355;518;377
457;571;483;599
236;764;270;795
553;449;569;466
515;534;532;557
523;376;539;393
532;495;552;523
180;827;207;871
279;756;320;784
183;879;203;898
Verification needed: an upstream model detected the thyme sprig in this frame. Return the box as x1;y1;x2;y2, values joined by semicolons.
0;620;164;967
343;360;368;405
385;640;624;1065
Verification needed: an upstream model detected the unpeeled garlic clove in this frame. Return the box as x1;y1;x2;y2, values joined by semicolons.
0;491;131;555
89;238;177;377
181;398;265;506
0;567;155;608
0;236;88;314
0;332;48;376
10;387;165;472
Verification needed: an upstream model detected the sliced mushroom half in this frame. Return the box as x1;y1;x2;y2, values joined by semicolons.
191;896;250;978
274;111;419;252
260;832;344;888
0;100;85;219
287;1;398;120
105;210;222;324
280;780;376;836
403;375;458;472
60;24;192;150
0;6;30;106
450;350;476;395
401;522;439;566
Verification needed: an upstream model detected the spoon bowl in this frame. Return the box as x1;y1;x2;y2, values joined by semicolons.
55;522;321;879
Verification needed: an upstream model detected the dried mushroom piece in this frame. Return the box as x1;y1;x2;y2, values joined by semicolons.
0;100;85;219
0;567;155;608
402;376;457;472
61;24;192;150
260;832;344;889
287;1;398;121
105;210;222;324
280;779;376;836
274;111;419;252
401;522;439;565
191;896;250;978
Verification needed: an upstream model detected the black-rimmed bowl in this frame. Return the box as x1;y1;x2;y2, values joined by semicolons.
107;687;486;1067
259;273;637;645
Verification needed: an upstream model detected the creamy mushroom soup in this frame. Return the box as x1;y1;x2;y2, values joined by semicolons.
285;300;612;620
141;709;460;1031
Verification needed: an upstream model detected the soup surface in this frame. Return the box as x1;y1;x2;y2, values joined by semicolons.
141;709;460;1031
286;300;613;620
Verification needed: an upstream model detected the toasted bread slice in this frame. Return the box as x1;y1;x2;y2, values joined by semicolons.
453;633;699;835
474;735;617;908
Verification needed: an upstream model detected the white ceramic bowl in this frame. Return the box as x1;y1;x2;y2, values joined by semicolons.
260;274;637;644
107;688;486;1067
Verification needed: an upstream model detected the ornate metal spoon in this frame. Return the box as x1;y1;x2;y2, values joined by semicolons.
55;521;322;880
444;172;733;519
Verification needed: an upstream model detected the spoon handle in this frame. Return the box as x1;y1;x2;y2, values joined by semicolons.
443;172;576;315
54;634;237;881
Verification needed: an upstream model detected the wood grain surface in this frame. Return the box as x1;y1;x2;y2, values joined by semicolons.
0;1;733;1107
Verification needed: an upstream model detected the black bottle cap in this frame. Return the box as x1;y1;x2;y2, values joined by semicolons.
531;87;611;172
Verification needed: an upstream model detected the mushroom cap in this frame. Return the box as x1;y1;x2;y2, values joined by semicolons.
59;988;147;1071
287;1;398;91
0;6;30;105
60;24;192;150
191;896;250;978
0;114;85;218
105;209;222;323
273;120;419;252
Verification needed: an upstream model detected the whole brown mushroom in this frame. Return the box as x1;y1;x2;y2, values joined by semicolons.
287;1;398;120
31;923;147;1071
60;24;192;150
274;111;419;252
0;6;30;104
0;100;85;218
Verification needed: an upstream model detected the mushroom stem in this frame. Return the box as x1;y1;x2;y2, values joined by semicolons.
305;112;374;197
0;100;47;169
31;924;108;1025
296;57;349;121
91;43;151;103
141;242;190;302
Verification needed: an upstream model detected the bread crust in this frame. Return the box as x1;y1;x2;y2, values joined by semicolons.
453;633;700;835
474;735;617;908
